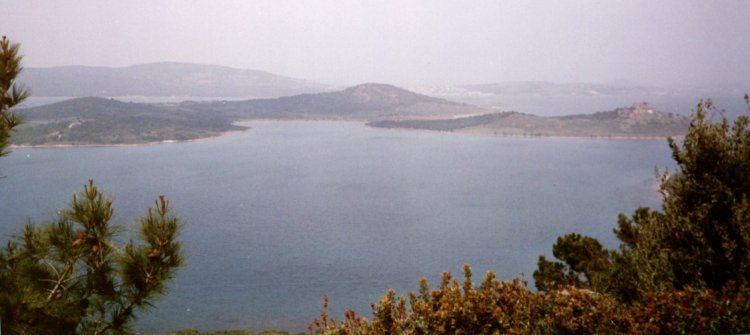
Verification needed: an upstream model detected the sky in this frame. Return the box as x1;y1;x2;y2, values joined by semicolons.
2;0;750;88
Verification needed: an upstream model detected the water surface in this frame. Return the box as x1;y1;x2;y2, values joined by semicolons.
0;121;673;332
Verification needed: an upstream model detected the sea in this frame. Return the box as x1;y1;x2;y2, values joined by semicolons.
1;120;676;332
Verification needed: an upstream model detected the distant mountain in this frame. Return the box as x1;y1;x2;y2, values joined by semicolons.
461;82;677;96
19;62;332;98
416;82;740;100
182;83;487;121
369;102;690;138
412;82;745;118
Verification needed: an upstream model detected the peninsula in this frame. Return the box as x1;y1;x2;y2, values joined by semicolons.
368;102;690;139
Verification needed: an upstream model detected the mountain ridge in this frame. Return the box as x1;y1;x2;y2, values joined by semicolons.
19;62;332;98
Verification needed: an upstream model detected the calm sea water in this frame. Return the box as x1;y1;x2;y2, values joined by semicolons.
0;121;674;332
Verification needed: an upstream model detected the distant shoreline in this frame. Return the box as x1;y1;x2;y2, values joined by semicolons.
9;119;677;149
8;119;362;149
9;123;251;149
366;123;677;141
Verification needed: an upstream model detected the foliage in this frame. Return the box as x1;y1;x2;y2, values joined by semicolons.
309;265;750;335
628;282;750;334
533;233;611;292
0;180;183;334
165;330;303;335
308;265;632;335
0;35;28;157
655;97;750;290
535;97;750;299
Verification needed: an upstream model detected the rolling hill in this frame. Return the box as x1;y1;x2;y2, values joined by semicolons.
181;83;486;121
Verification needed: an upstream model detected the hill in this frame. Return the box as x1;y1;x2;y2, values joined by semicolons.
19;62;331;98
12;97;244;145
369;102;690;138
11;85;690;145
180;83;486;121
11;84;483;145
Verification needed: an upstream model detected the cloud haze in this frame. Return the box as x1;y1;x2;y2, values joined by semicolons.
3;0;749;88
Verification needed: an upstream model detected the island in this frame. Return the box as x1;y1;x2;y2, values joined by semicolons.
11;84;689;146
368;102;690;139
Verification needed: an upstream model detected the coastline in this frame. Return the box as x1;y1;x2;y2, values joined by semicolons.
365;124;680;141
9;119;681;149
9;125;251;149
6;119;368;149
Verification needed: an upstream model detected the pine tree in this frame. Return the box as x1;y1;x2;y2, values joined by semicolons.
0;36;28;157
0;180;183;334
533;233;611;292
0;37;184;335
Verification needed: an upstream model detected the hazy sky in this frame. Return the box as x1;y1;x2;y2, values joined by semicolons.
3;0;749;87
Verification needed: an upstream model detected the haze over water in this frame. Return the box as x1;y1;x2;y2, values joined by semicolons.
0;121;673;332
5;1;750;89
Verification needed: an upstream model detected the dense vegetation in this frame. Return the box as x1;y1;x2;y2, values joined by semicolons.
535;97;750;297
309;98;750;334
162;329;303;335
309;265;750;334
